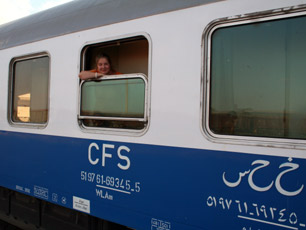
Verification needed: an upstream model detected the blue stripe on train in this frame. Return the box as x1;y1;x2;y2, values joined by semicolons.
0;130;305;230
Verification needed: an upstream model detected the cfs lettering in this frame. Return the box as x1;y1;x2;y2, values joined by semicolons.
88;143;130;170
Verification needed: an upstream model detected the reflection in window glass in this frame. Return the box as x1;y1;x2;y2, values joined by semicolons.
209;16;306;139
81;78;145;118
80;77;146;130
12;56;49;124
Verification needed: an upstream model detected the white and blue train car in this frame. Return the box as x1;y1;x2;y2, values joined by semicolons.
1;0;306;229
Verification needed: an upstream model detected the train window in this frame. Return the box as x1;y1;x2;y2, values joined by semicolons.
79;74;147;129
9;53;49;126
206;15;306;140
79;35;149;131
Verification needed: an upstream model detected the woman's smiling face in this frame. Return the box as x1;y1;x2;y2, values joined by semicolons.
97;57;111;75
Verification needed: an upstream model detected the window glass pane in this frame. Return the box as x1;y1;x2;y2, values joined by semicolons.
209;16;306;139
12;56;49;124
81;78;145;118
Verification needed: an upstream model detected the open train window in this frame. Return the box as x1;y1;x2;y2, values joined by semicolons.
78;35;149;132
204;12;306;141
8;53;49;127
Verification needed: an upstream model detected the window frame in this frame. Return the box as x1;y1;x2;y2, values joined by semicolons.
78;34;151;135
201;6;306;149
8;52;50;128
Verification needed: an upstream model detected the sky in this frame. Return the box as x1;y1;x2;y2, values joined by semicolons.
0;0;75;26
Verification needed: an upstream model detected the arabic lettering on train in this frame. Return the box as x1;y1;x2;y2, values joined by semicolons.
206;195;306;229
205;157;306;229
222;157;304;196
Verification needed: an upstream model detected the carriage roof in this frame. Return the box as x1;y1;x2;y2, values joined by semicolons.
0;0;219;50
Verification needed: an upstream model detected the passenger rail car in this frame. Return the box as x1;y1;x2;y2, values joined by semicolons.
1;0;306;229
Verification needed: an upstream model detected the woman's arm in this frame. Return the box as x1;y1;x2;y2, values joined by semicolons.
79;70;103;80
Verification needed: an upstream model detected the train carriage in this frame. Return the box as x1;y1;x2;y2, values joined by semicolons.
1;0;306;229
